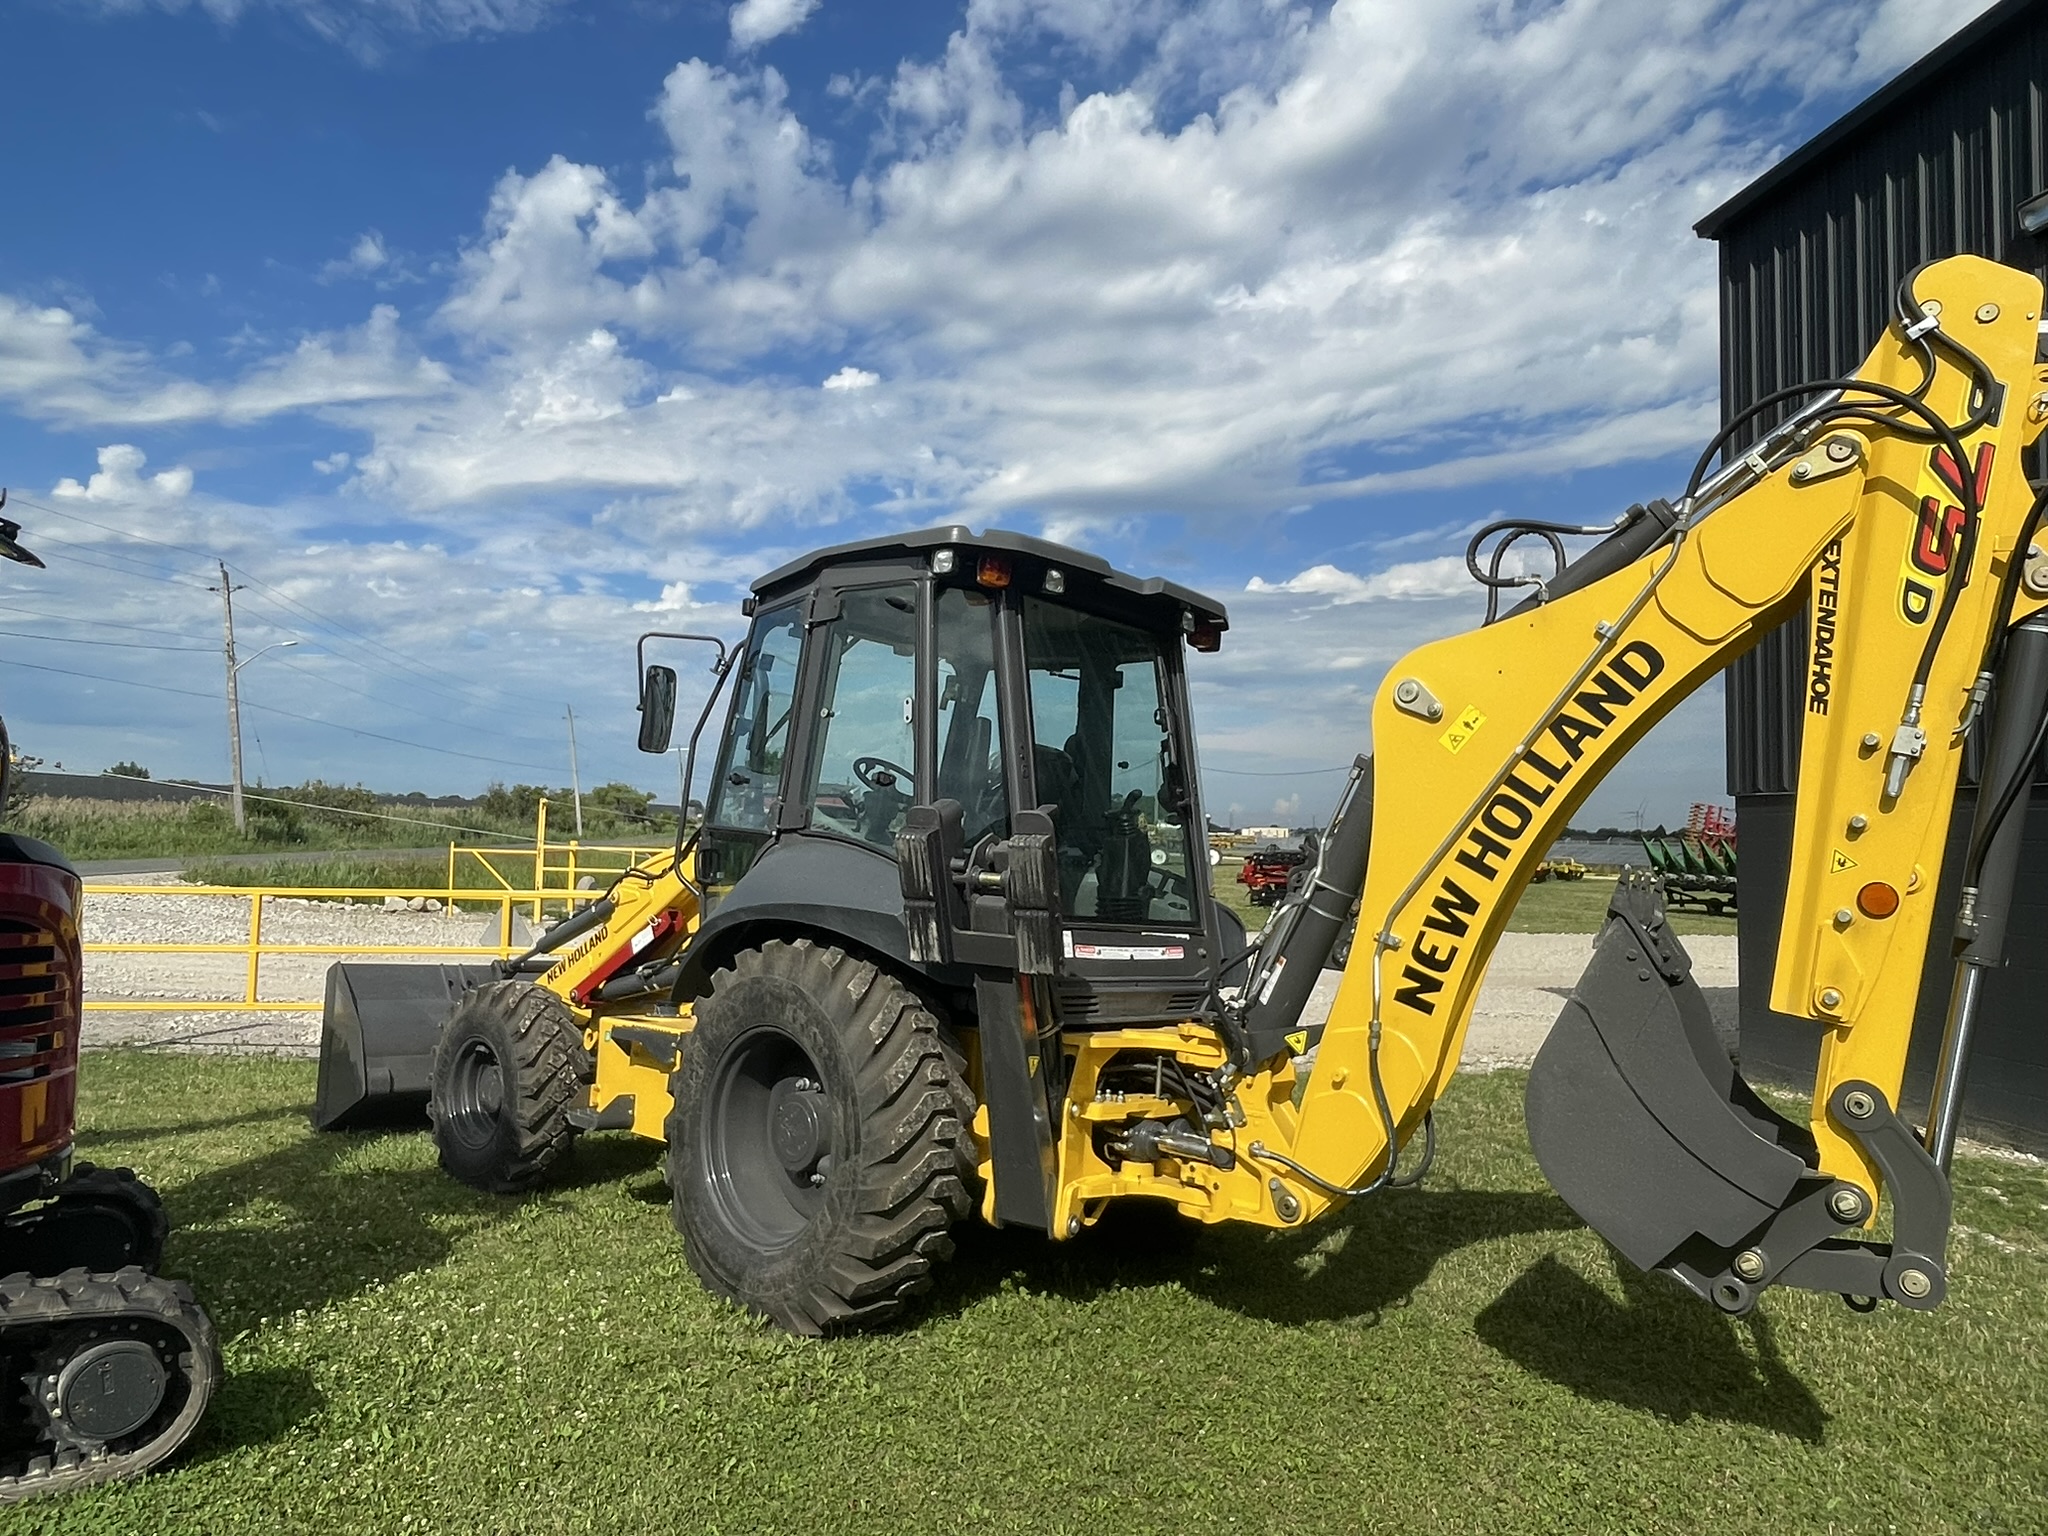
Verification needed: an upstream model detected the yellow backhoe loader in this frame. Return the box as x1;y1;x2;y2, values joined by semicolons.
319;253;2048;1336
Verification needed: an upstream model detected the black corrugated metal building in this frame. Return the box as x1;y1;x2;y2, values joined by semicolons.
1697;0;2048;1148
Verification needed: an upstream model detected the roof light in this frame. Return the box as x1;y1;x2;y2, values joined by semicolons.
930;549;957;575
1043;567;1066;595
1189;622;1222;654
977;554;1011;588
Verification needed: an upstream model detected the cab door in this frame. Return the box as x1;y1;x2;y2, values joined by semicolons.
697;601;806;907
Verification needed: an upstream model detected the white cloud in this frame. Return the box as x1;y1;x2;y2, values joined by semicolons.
59;0;573;61
314;0;1989;530
0;298;449;428
1249;558;1467;603
822;366;878;390
51;444;194;505
633;580;694;613
13;1;2003;526
320;231;390;282
729;0;821;49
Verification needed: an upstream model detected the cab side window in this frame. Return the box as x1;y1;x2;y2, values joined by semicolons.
805;586;919;850
934;587;1007;846
706;604;805;832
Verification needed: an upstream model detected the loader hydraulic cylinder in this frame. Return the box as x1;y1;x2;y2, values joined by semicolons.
1237;755;1373;1062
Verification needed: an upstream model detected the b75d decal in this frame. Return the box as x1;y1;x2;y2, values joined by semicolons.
1900;443;1993;625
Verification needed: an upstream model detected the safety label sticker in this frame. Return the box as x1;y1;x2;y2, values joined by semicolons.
1830;849;1859;874
1070;942;1185;962
1440;705;1486;754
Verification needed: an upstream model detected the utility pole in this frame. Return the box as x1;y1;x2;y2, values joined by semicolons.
212;561;247;833
565;705;585;838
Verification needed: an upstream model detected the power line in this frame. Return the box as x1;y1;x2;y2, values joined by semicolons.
4;492;212;561
227;566;534;716
15;542;213;591
5;484;616;762
9;489;533;715
264;652;566;748
0;626;215;653
4;656;566;773
1203;764;1352;777
0;602;212;643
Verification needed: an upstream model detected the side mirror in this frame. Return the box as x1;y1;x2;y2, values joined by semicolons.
637;664;678;754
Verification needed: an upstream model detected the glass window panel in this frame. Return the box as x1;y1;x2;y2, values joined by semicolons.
934;587;1006;846
1021;597;1196;925
706;604;804;833
806;586;919;850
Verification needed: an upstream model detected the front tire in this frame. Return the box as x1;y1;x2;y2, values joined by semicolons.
666;940;973;1336
429;981;589;1193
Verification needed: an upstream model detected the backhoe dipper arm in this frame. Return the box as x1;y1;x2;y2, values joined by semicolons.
1227;257;2048;1307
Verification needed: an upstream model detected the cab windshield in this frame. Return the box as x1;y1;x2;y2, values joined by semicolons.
1021;597;1197;926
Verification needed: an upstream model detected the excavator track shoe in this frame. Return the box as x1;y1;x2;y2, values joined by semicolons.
1526;871;1821;1300
0;1266;220;1502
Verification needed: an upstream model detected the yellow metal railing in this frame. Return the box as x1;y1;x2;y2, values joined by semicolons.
80;883;605;1014
83;803;679;1015
443;800;667;922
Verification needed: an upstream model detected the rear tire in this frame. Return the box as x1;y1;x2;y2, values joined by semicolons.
429;980;589;1193
666;939;974;1336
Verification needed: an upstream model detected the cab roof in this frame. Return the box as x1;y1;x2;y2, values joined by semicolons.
751;525;1229;632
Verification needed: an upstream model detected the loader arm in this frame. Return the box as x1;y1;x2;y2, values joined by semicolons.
1211;256;2048;1309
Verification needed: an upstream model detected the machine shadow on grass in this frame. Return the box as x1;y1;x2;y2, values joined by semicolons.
1473;1253;1828;1442
926;1184;1580;1328
927;1186;1828;1442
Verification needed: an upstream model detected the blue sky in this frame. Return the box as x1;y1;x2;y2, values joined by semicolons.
0;0;1993;825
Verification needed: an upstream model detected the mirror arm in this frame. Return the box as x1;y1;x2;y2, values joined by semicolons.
636;630;730;681
675;647;742;861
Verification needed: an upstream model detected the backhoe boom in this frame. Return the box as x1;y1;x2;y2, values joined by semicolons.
1217;254;2048;1314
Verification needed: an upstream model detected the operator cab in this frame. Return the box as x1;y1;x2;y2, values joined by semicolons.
640;527;1235;1027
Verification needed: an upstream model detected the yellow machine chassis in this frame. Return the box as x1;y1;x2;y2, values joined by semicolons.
535;258;2048;1268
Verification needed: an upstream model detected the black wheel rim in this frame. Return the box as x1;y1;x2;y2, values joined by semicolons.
444;1037;506;1150
702;1027;836;1250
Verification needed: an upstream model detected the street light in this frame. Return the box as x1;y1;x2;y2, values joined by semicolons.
225;638;297;832
234;640;298;675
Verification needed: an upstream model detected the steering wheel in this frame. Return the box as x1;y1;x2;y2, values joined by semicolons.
852;755;914;794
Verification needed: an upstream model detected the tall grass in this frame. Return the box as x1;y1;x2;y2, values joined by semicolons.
12;794;677;862
179;854;457;894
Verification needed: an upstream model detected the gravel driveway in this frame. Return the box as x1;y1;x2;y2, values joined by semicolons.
81;879;536;1053
80;878;1736;1064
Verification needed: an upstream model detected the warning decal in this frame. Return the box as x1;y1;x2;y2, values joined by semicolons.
1830;849;1858;874
1440;705;1486;755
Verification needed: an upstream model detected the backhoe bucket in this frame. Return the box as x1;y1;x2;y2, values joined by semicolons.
312;961;497;1131
1525;871;1820;1301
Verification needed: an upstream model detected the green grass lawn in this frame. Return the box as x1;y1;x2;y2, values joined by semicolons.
17;1053;2044;1535
1213;864;1739;938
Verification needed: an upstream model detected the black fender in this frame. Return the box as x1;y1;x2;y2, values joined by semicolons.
675;833;936;1000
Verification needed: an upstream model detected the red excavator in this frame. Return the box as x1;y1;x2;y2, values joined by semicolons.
0;501;218;1500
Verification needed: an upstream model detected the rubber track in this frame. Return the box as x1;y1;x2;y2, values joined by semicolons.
677;939;974;1335
0;1266;220;1502
54;1166;170;1272
431;980;591;1194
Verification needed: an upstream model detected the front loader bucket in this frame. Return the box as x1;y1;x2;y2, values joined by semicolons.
312;961;498;1131
1526;871;1821;1303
